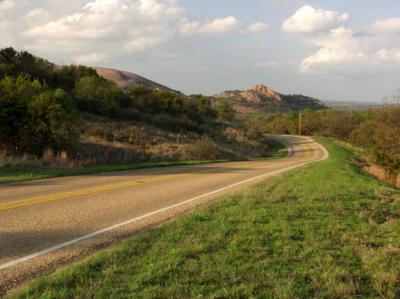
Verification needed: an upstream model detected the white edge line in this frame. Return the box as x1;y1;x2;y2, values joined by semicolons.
0;138;328;272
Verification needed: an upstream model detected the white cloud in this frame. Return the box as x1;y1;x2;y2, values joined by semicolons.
369;18;400;35
25;8;51;21
7;0;244;64
180;16;240;35
0;0;15;13
300;26;362;72
24;13;112;40
248;22;269;33
283;5;350;34
299;26;400;73
73;52;107;64
0;20;15;46
124;35;169;52
255;61;278;68
24;0;178;43
376;48;400;61
202;16;240;34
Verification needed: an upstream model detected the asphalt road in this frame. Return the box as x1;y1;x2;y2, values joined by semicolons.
0;135;328;293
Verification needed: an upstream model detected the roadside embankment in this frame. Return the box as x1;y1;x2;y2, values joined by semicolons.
364;164;400;187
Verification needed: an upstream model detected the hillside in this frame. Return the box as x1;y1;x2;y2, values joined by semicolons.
94;67;177;93
213;84;326;113
0;47;276;169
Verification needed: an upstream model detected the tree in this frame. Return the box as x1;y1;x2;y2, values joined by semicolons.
191;95;217;121
0;75;77;155
371;124;400;177
0;47;17;77
217;99;235;121
0;75;43;153
26;89;77;155
74;76;122;116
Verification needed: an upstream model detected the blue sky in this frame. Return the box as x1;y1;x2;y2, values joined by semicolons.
1;0;400;102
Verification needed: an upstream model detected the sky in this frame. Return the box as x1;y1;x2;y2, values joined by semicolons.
1;0;400;102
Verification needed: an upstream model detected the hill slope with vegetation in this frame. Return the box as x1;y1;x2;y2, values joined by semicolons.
0;47;278;172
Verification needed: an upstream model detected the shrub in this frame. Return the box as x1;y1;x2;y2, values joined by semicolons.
74;76;122;116
0;75;77;156
217;99;235;121
180;138;221;161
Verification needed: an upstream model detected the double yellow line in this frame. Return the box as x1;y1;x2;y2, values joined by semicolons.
0;173;188;213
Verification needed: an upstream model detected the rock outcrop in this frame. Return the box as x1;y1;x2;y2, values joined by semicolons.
213;84;325;113
95;67;178;93
250;84;283;102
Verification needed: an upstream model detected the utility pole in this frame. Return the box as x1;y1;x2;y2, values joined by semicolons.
298;112;302;136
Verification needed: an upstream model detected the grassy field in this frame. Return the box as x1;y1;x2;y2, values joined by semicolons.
9;138;400;298
0;139;287;184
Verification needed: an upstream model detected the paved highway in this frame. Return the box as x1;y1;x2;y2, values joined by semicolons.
0;135;328;293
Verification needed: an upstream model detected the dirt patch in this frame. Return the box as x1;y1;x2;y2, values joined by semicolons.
364;164;400;187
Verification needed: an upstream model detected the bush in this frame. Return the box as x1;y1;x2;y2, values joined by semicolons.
74;76;123;116
180;138;221;161
0;75;77;156
217;99;235;121
27;89;77;155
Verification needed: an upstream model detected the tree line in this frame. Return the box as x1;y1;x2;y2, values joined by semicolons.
264;107;400;175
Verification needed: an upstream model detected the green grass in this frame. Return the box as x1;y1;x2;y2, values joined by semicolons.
10;138;400;298
0;140;287;184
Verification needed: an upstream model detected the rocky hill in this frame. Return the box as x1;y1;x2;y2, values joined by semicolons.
213;84;325;113
95;67;178;93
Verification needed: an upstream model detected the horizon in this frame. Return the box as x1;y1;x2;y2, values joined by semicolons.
1;0;400;102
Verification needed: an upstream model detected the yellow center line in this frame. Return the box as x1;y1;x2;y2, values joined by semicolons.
0;149;308;213
0;173;190;213
0;163;261;213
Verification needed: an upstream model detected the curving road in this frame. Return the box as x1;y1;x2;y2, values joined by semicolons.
0;135;328;293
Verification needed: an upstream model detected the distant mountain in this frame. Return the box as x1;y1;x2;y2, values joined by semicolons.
212;84;326;113
323;100;382;111
94;67;178;93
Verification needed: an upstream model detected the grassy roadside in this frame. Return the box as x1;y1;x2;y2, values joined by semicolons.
0;139;287;184
10;138;400;298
